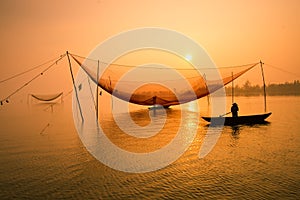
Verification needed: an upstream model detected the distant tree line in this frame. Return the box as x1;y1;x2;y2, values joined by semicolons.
225;80;300;96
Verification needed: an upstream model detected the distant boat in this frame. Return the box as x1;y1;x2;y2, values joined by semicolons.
201;112;272;126
148;105;170;110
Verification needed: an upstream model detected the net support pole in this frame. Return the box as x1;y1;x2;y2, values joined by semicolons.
260;60;267;112
66;51;84;122
109;76;113;110
96;60;99;119
231;72;234;104
203;73;210;105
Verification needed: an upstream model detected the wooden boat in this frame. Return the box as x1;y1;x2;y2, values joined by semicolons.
201;61;272;126
201;112;272;126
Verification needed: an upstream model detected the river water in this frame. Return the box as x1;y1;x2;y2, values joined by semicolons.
0;96;299;199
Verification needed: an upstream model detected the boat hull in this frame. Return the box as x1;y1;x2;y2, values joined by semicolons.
201;112;272;126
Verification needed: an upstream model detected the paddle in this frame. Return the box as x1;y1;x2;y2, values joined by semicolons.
219;112;231;117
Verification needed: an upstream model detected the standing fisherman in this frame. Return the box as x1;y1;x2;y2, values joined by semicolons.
231;103;239;117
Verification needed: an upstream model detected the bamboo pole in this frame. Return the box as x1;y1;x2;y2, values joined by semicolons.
203;73;210;105
260;60;267;112
109;76;113;110
66;51;84;122
96;60;99;119
232;72;234;104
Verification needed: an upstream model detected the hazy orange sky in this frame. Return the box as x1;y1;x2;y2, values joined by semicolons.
0;0;299;88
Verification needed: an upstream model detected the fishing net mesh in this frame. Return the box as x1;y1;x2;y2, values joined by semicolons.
71;53;258;106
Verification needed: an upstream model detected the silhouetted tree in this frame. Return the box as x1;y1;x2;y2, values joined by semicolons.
225;80;300;96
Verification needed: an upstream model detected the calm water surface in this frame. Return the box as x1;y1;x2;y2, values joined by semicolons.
0;96;299;199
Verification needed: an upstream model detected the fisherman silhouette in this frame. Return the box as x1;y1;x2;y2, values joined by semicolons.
231;103;239;117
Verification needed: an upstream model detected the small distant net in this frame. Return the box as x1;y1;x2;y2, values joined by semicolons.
70;54;258;106
30;92;63;103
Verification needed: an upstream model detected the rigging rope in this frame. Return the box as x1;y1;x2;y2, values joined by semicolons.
0;54;66;84
265;63;300;78
0;54;66;105
70;53;258;70
71;53;259;83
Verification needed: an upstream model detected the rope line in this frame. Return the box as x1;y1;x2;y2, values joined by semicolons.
70;53;258;70
88;63;259;83
0;54;66;84
265;63;300;78
0;54;66;104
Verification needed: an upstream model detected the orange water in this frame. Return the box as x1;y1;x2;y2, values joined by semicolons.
0;96;299;199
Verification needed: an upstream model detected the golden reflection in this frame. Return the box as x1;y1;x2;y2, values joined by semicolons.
99;109;182;153
231;126;240;138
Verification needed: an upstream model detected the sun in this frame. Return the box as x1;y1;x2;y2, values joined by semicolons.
185;54;192;61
